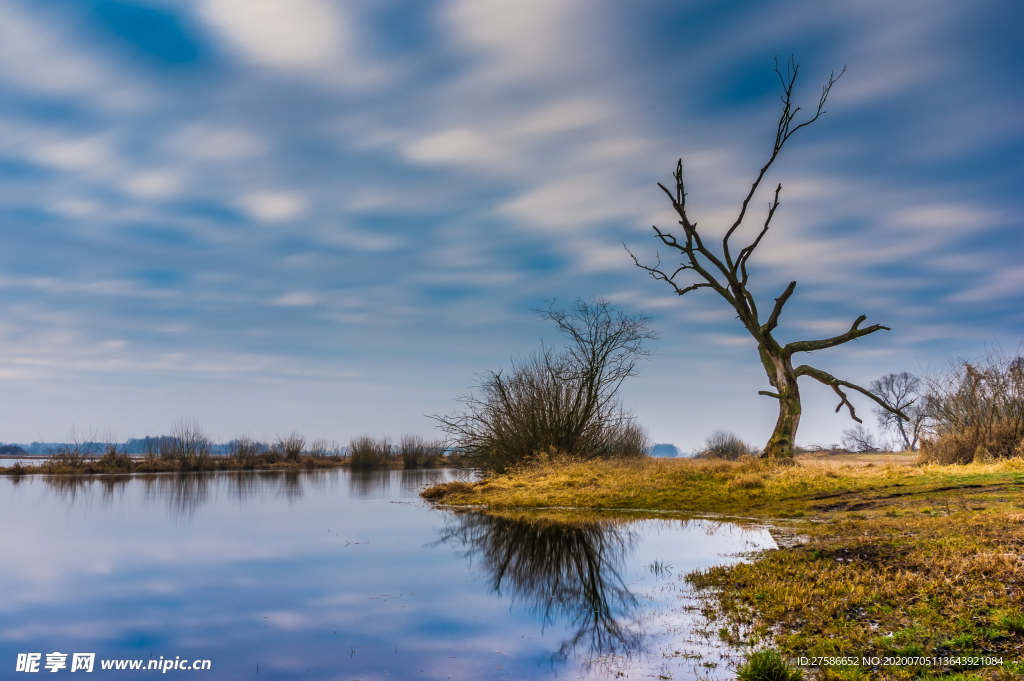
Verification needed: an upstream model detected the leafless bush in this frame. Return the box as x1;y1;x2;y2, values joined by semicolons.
276;432;306;462
228;437;264;469
694;430;758;460
920;350;1024;463
95;442;133;472
434;299;655;473
841;424;879;453
307;438;331;459
349;436;393;469
398;435;445;468
163;419;213;471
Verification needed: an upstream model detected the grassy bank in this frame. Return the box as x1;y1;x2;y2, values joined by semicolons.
422;455;1024;679
421;454;1024;517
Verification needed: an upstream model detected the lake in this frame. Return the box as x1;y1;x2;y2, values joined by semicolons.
0;470;776;679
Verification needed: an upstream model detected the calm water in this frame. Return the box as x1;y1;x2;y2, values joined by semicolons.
0;470;776;680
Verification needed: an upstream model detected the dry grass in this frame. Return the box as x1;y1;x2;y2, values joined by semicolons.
421;455;1024;519
688;510;1024;679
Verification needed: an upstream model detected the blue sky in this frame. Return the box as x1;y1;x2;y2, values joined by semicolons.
0;0;1021;450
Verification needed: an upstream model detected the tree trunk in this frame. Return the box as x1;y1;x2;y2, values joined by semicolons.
759;345;801;458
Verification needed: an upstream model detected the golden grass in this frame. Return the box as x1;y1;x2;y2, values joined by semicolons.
421;455;1024;519
688;510;1024;679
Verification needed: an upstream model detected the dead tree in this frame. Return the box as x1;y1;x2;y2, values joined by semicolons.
627;57;906;458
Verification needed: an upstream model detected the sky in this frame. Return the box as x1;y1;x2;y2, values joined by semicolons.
0;0;1022;451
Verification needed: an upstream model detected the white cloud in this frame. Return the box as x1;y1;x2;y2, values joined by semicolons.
499;173;641;230
444;0;587;84
168;125;267;161
191;0;387;87
513;97;615;136
237;192;306;222
29;137;112;171
271;292;318;307
894;204;999;232
196;0;343;68
0;2;148;109
405;128;504;168
122;171;181;199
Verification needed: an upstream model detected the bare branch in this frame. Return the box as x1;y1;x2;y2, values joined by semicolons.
737;183;782;285
721;56;844;269
795;365;910;421
762;281;796;335
785;315;890;354
623;244;714;298
758;390;782;399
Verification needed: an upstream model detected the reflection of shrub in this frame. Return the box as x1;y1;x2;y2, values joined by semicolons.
695;430;758;460
920;352;1024;464
736;650;802;681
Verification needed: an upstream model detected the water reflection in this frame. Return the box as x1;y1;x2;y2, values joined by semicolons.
36;469;454;520
439;511;644;657
1;472;777;680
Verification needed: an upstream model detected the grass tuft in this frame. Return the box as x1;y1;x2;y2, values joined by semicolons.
736;650;802;681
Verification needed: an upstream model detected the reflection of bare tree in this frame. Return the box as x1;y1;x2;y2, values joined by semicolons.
142;473;212;521
42;475;95;503
348;470;391;499
41;470;341;520
438;512;643;656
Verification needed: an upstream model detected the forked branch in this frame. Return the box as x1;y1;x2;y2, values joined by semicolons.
796;365;910;422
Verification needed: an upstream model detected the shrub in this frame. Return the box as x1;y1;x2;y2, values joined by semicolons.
434;299;654;473
95;444;133;473
695;430;758;460
920;351;1024;463
162;419;213;471
42;443;90;473
276;432;306;462
306;438;331;459
398;435;445;468
227;437;263;469
736;650;802;681
349;436;393;469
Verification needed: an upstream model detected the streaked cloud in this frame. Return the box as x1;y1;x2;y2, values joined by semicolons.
0;0;1019;451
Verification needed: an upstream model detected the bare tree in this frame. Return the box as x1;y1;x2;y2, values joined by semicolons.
626;57;906;458
870;372;926;451
841;424;879;453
